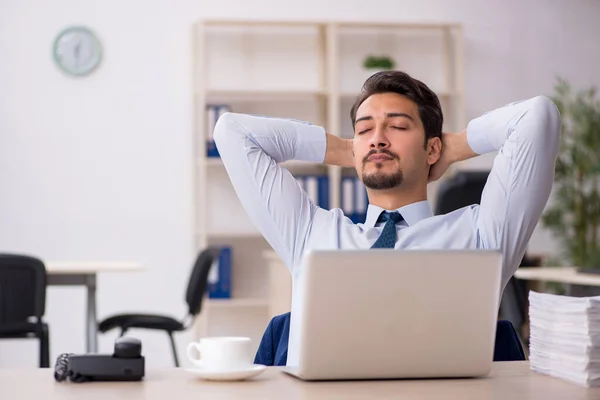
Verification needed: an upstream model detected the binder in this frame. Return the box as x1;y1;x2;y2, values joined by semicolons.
342;176;355;220
208;246;231;299
296;174;329;209
317;175;330;210
341;176;369;223
354;177;368;224
305;176;318;206
206;104;231;158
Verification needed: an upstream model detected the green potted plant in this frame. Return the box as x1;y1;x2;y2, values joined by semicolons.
541;78;600;280
363;55;396;72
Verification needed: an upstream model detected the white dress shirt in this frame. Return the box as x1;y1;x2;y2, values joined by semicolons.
213;96;561;366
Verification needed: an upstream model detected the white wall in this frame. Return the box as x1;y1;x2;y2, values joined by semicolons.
1;0;599;367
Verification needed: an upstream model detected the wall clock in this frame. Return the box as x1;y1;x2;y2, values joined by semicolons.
53;26;102;77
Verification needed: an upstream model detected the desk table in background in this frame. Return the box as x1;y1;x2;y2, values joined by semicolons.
46;262;142;353
514;266;600;287
2;362;598;399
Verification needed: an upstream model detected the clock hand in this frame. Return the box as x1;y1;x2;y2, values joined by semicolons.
74;40;81;67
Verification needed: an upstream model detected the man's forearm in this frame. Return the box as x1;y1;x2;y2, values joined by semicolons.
324;133;354;167
444;129;479;164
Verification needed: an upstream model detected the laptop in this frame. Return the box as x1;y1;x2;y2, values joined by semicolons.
282;249;503;381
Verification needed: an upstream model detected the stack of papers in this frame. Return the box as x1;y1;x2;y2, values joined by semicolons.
529;290;600;387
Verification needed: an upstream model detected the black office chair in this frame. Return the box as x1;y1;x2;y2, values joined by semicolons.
0;254;50;368
434;170;491;215
435;169;529;353
98;247;220;367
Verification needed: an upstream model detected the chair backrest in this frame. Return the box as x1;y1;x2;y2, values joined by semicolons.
185;247;220;317
434;170;490;215
435;170;530;347
0;254;47;324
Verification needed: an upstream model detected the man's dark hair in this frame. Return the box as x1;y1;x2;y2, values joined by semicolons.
350;70;443;146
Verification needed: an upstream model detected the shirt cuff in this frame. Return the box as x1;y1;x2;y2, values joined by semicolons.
294;124;327;163
466;113;501;155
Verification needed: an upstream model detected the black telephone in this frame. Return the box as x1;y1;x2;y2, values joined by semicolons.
54;337;145;382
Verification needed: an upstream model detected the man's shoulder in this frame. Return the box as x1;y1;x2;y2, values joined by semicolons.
420;204;480;226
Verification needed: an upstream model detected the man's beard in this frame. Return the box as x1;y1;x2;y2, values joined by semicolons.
362;168;403;190
361;149;403;190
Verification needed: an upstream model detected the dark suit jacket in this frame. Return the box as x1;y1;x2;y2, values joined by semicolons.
254;312;525;366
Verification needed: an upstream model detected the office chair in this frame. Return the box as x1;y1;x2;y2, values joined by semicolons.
0;254;50;368
433;170;490;215
98;247;220;367
434;169;529;351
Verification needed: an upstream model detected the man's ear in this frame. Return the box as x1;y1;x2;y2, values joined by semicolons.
426;137;442;166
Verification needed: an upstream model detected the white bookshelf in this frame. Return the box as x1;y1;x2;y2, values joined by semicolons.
191;19;464;353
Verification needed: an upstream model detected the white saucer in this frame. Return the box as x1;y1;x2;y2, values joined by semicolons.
185;364;267;381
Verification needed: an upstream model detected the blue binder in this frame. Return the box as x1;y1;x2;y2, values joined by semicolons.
206;104;231;158
295;175;329;209
208;246;231;299
317;175;330;210
354;177;368;223
341;176;368;224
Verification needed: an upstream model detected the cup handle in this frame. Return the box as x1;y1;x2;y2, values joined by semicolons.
186;342;203;367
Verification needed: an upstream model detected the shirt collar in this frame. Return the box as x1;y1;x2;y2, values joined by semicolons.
364;200;433;227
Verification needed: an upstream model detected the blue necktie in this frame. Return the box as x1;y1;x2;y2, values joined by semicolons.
370;211;404;248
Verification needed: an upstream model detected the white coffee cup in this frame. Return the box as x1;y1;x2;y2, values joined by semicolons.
186;336;252;371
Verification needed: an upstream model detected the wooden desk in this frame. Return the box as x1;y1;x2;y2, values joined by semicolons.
514;266;600;287
2;362;598;399
46;262;142;353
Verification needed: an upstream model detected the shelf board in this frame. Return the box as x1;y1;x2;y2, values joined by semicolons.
205;157;223;167
203;89;459;103
338;21;460;30
205;88;327;102
206;231;262;239
202;157;326;172
340;90;457;99
201;19;460;31
206;298;269;308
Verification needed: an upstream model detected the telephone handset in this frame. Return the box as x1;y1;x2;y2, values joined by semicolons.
54;337;145;382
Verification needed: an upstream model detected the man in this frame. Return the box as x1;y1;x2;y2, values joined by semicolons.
213;70;561;366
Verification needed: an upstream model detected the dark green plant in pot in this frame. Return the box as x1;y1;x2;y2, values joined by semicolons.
542;78;600;273
363;55;395;70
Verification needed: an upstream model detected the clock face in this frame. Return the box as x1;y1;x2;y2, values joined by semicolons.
53;26;102;76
